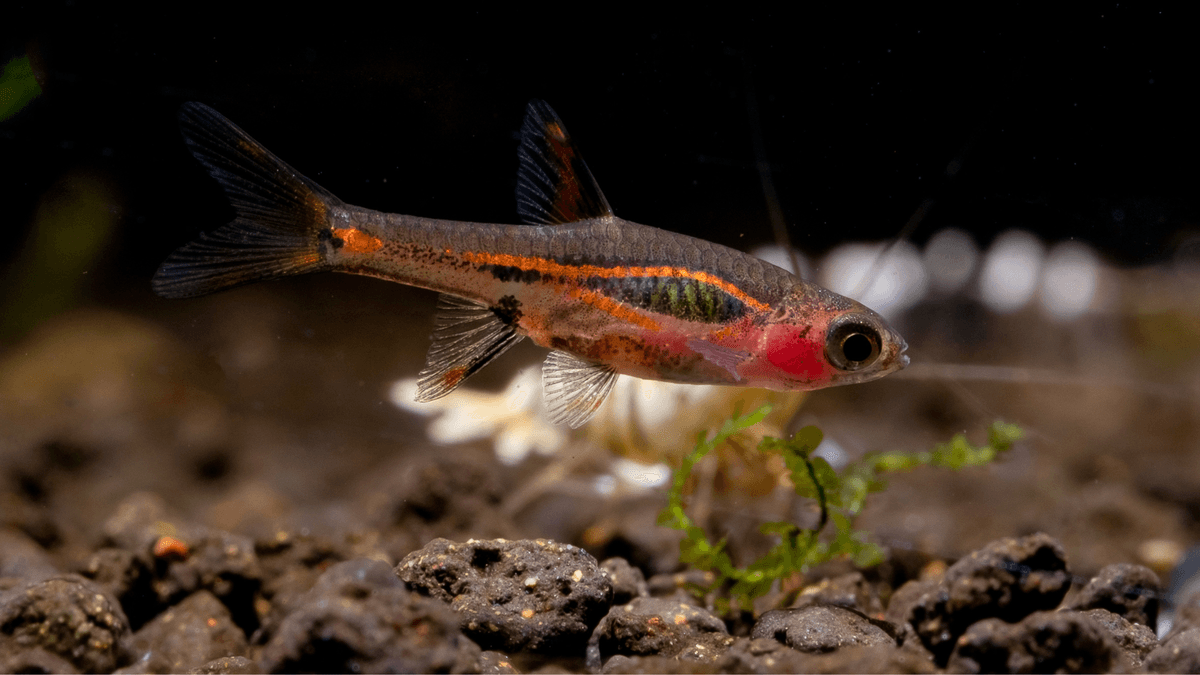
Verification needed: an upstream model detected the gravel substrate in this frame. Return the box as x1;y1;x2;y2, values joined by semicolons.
2;518;1194;673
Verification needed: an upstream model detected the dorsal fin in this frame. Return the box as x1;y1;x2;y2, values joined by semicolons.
516;100;613;225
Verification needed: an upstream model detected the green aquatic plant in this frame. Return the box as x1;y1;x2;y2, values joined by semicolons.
657;404;1023;610
0;55;41;122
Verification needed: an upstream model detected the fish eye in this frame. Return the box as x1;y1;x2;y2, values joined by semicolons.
825;318;882;371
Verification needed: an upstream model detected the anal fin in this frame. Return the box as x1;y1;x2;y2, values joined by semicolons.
415;294;525;402
542;350;618;428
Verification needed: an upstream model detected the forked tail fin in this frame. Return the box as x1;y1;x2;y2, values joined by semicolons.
152;102;343;298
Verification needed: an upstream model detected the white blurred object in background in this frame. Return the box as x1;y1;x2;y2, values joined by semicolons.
820;241;930;320
979;229;1045;313
389;365;568;465
750;244;811;278
1039;241;1102;322
923;228;979;295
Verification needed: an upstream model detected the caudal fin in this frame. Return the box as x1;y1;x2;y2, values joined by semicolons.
152;103;343;298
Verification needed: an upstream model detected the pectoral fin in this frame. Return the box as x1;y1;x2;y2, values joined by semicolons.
542;350;618;428
687;338;751;381
415;294;525;402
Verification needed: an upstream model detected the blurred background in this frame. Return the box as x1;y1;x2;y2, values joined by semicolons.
2;5;1199;605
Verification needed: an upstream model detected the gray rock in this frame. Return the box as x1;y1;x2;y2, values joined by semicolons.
123;590;248;673
1065;562;1160;629
260;558;481;673
604;644;935;675
587;596;731;671
186;655;258;674
791;571;882;615
1144;625;1200;673
398;537;613;654
947;610;1123;673
890;532;1072;663
884;576;938;627
80;547;154;627
752;605;896;653
250;532;346;645
0;573;132;673
708;637;938;674
148;529;261;610
600;653;721;673
477;650;520;673
1080;607;1157;667
647;569;719;600
602;557;649;605
0;639;81;674
95;492;262;628
714;637;817;674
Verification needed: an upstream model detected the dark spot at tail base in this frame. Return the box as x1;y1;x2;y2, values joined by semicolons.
318;228;344;249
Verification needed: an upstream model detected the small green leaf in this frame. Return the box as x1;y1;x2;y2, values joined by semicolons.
760;521;800;537
840;474;871;514
810;457;840;493
989;421;1024;449
852;542;886;567
872;451;920;472
793;425;823;452
0;55;41;123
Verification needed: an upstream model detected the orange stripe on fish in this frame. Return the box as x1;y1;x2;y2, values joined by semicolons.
331;228;383;254
707;325;737;342
568;287;662;331
461;251;772;314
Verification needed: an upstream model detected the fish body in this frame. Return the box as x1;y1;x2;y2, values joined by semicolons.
154;101;908;426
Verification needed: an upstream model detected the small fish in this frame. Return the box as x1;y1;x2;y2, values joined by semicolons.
154;101;909;427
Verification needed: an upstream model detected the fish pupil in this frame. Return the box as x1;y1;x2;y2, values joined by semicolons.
842;332;874;364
